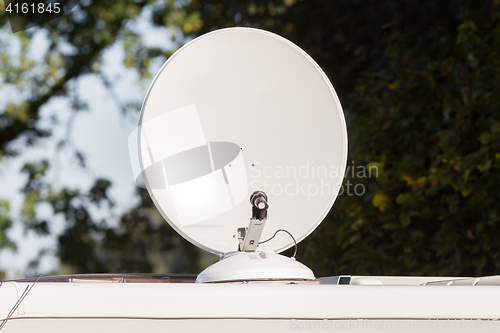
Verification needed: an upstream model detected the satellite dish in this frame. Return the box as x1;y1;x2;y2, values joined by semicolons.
129;28;347;282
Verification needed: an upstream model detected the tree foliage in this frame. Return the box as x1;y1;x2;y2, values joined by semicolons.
309;5;500;276
0;0;499;277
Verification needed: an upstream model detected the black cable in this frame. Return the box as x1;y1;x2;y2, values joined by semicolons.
259;229;297;258
0;274;41;330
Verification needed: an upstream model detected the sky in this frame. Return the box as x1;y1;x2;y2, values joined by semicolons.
0;6;174;277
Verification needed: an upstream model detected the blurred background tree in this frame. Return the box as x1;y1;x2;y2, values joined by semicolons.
0;0;499;277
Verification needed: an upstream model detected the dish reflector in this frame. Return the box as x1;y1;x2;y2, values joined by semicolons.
131;28;347;255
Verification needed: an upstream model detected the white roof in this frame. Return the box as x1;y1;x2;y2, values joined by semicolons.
1;281;500;320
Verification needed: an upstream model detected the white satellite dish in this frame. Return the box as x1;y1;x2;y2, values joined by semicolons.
129;27;347;282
